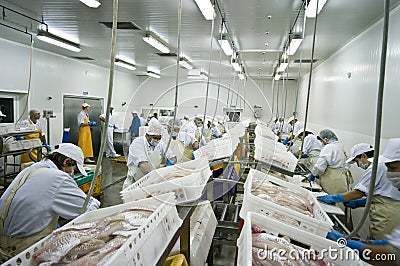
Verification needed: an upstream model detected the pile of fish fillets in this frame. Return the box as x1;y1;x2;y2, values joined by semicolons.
251;224;334;266
33;206;156;265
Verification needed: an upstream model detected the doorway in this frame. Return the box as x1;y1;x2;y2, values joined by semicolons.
63;96;104;157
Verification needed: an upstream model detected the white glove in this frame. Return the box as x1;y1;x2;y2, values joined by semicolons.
85;197;100;212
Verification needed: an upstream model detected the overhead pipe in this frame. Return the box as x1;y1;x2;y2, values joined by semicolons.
347;0;390;239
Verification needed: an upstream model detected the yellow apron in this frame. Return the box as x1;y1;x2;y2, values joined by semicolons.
20;124;41;164
182;144;194;162
320;167;349;211
369;195;400;240
0;168;58;262
305;150;320;170
123;150;162;189
78;117;94;158
169;140;184;164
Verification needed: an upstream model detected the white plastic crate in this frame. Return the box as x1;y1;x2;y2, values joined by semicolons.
121;157;212;204
237;212;366;266
194;136;239;161
254;124;278;141
254;135;298;173
226;122;245;138
239;169;333;236
4;193;182;266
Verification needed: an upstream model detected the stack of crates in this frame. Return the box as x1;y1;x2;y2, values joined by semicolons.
73;169;102;195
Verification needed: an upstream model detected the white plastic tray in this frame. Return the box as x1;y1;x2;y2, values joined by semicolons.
254;135;298;173
254;124;278;141
237;212;366;266
121;157;212;205
4;194;182;266
239;169;333;236
193;136;239;161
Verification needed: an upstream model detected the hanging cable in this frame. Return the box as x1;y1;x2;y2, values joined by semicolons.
347;0;390;239
80;0;119;214
163;0;183;160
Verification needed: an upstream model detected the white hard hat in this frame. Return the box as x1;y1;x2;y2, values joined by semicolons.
288;116;295;123
346;143;374;164
52;143;87;176
369;138;400;164
147;123;163;136
132;110;138;114
82;103;90;108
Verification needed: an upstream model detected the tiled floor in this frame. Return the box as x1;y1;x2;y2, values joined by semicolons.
99;156;127;207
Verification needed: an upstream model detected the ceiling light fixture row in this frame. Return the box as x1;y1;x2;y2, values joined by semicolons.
305;0;328;18
142;31;170;53
194;0;216;20
147;70;161;78
179;56;194;69
80;0;101;8
36;29;81;52
115;57;136;71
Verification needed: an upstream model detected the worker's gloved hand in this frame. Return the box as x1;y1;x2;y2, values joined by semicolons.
347;239;365;252
344;198;367;209
88;121;97;126
213;133;219;138
363;239;388;246
166;160;174;166
113;125;118;129
307;173;318;182
42;142;52;151
85;197;100;212
15;136;24;141
282;137;290;145
326;230;345;241
318;194;345;204
300;153;309;158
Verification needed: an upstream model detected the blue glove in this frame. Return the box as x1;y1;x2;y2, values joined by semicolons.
344;198;367;209
318;194;345;204
166;160;174;166
88;121;97;126
113;125;118;129
213;133;219;138
326;230;345;241
301;153;309;158
193;147;199;151
42;141;51;151
307;173;318;182
347;240;365;252
282;137;289;145
16;136;24;141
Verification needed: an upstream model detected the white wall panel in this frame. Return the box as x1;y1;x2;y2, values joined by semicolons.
297;5;400;154
0;38;139;145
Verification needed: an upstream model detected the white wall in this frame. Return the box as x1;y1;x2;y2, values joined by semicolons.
0;38;139;145
296;5;400;158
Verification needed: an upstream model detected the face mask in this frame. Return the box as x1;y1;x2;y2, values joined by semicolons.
386;172;400;189
69;169;75;178
150;138;160;147
357;162;369;170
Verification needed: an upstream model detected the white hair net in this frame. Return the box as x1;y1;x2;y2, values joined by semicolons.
318;129;338;143
167;118;182;128
147;123;163;136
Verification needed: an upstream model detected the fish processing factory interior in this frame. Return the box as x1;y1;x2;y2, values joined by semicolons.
1;0;400;265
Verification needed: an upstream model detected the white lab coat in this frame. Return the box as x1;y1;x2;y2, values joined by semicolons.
99;113;118;157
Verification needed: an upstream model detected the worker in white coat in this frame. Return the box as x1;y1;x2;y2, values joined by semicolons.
99;107;120;158
288;116;303;136
307;129;349;196
0;144;100;261
294;129;322;170
319;143;400;239
179;117;201;161
326;138;400;264
124;123;177;189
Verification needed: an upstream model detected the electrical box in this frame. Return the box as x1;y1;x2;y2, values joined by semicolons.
43;110;55;118
253;106;262;118
223;108;243;122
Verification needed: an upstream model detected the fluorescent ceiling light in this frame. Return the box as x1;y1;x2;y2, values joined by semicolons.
277;61;288;72
218;35;233;56
231;57;242;72
187;69;208;79
37;30;81;52
194;0;216;20
200;72;208;79
287;36;302;55
274;73;281;81
142;32;170;53
179;57;193;69
80;0;101;8
238;72;245;80
115;58;136;71
305;0;328;18
147;70;160;78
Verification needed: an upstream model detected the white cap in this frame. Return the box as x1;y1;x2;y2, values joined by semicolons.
82;103;90;108
52;143;87;176
0;111;6;117
132;110;138;114
288;116;295;123
295;128;312;138
29;109;40;116
370;138;400;164
346;143;374;164
147;123;163;136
